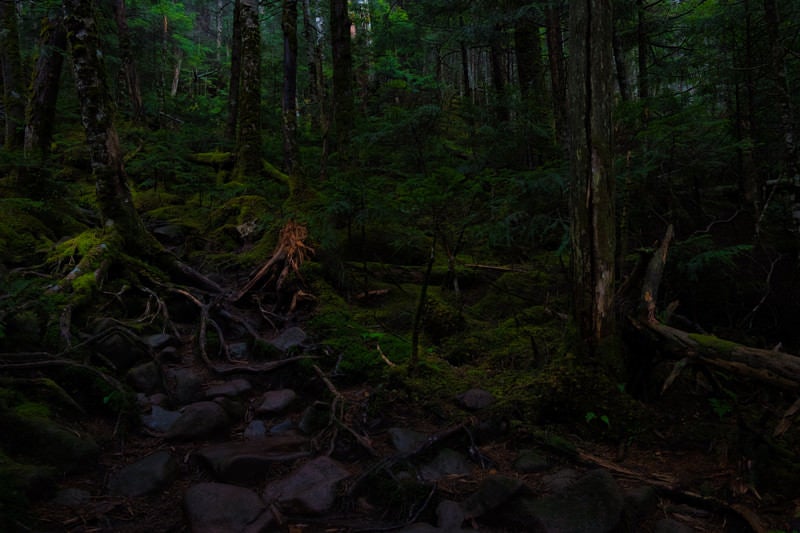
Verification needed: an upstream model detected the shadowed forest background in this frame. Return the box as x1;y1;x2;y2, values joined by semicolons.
2;0;800;531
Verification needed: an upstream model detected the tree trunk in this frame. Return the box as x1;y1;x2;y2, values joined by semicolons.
567;0;616;358
234;0;262;179
0;0;25;149
112;0;144;121
545;3;568;150
330;0;354;155
24;13;66;159
282;0;300;176
489;23;509;122
515;14;544;99
612;26;630;101
226;0;243;142
636;0;649;100
63;0;148;246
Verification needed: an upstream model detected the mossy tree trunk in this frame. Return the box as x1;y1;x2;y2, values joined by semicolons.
567;0;616;359
226;0;242;142
64;0;156;252
24;12;67;160
545;3;568;151
233;0;262;180
0;0;25;149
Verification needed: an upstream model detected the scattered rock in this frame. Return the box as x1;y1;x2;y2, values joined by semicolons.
513;449;549;473
244;420;268;439
455;388;495;411
256;389;297;415
263;456;350;514
184;482;274;533
127;361;161;393
164;401;230;441
420;448;471;481
436;499;466;530
163;367;205;405
52;488;91;508
498;469;624;533
269;419;294;434
143;333;178;351
205;378;252;398
228;342;250;361
141;405;181;433
270;327;307;352
298;404;329;434
462;475;526;519
108;451;177;497
388;427;428;455
194;436;310;484
93;328;148;371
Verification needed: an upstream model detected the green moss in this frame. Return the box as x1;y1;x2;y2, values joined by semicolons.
688;333;739;354
13;402;50;419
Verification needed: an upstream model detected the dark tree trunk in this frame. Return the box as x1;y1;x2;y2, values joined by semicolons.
234;0;262;179
568;0;616;358
489;23;509;122
226;0;243;142
24;14;66;159
636;0;649;100
612;26;630;101
515;14;544;99
545;4;568;150
1;0;25;149
282;0;300;176
330;0;354;154
112;0;144;121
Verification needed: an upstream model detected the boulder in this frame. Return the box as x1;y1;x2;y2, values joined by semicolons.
263;456;350;514
108;451;177;497
164;401;230;441
194;436;310;484
184;482;274;533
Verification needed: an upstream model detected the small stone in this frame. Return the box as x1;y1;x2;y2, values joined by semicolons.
455;388;495;410
263;456;350;514
420;449;471;481
184;482;274;533
52;488;91;507
270;327;307;352
126;361;161;393
108;451;177;497
141;405;181;433
256;389;297;415
244;420;268;439
164;401;230;441
143;333;177;350
205;378;252;398
655;518;695;533
163;367;205;405
387;427;428;455
512;449;549;473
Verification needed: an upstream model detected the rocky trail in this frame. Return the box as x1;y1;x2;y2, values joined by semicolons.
26;311;779;533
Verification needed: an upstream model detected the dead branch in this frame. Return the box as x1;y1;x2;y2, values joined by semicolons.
312;364;378;456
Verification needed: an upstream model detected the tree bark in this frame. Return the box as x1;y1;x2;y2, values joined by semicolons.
489;23;509;122
515;13;544;99
112;0;144;121
545;3;568;150
636;0;649;100
226;0;243;142
567;0;616;357
0;0;25;149
282;0;300;176
330;0;354;155
63;0;148;246
24;13;67;159
234;0;263;179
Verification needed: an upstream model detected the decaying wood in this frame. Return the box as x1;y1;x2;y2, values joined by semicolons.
232;221;313;303
631;224;800;391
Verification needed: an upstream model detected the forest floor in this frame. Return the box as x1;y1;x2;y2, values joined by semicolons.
5;218;798;533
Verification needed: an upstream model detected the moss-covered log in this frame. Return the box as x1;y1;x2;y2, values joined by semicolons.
632;319;800;390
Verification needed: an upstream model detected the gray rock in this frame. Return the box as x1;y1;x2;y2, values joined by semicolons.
163;367;205;405
184;482;274;533
93;328;148;372
455;388;495;410
52;488;91;507
624;485;658;523
263;456;350;514
127;361;161;393
269;419;294;434
256;389;297;415
108;451;177;497
244;420;268;439
655;518;695;533
462;475;526;519
500;469;624;533
513;449;549;473
152;224;185;245
540;467;580;492
436;499;466;530
228;342;250;361
143;333;177;351
388;427;428;455
194;436;311;484
205;378;252;398
270;327;307;352
164;401;230;441
298;404;328;434
157;346;180;363
420;448;471;481
141;405;181;433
